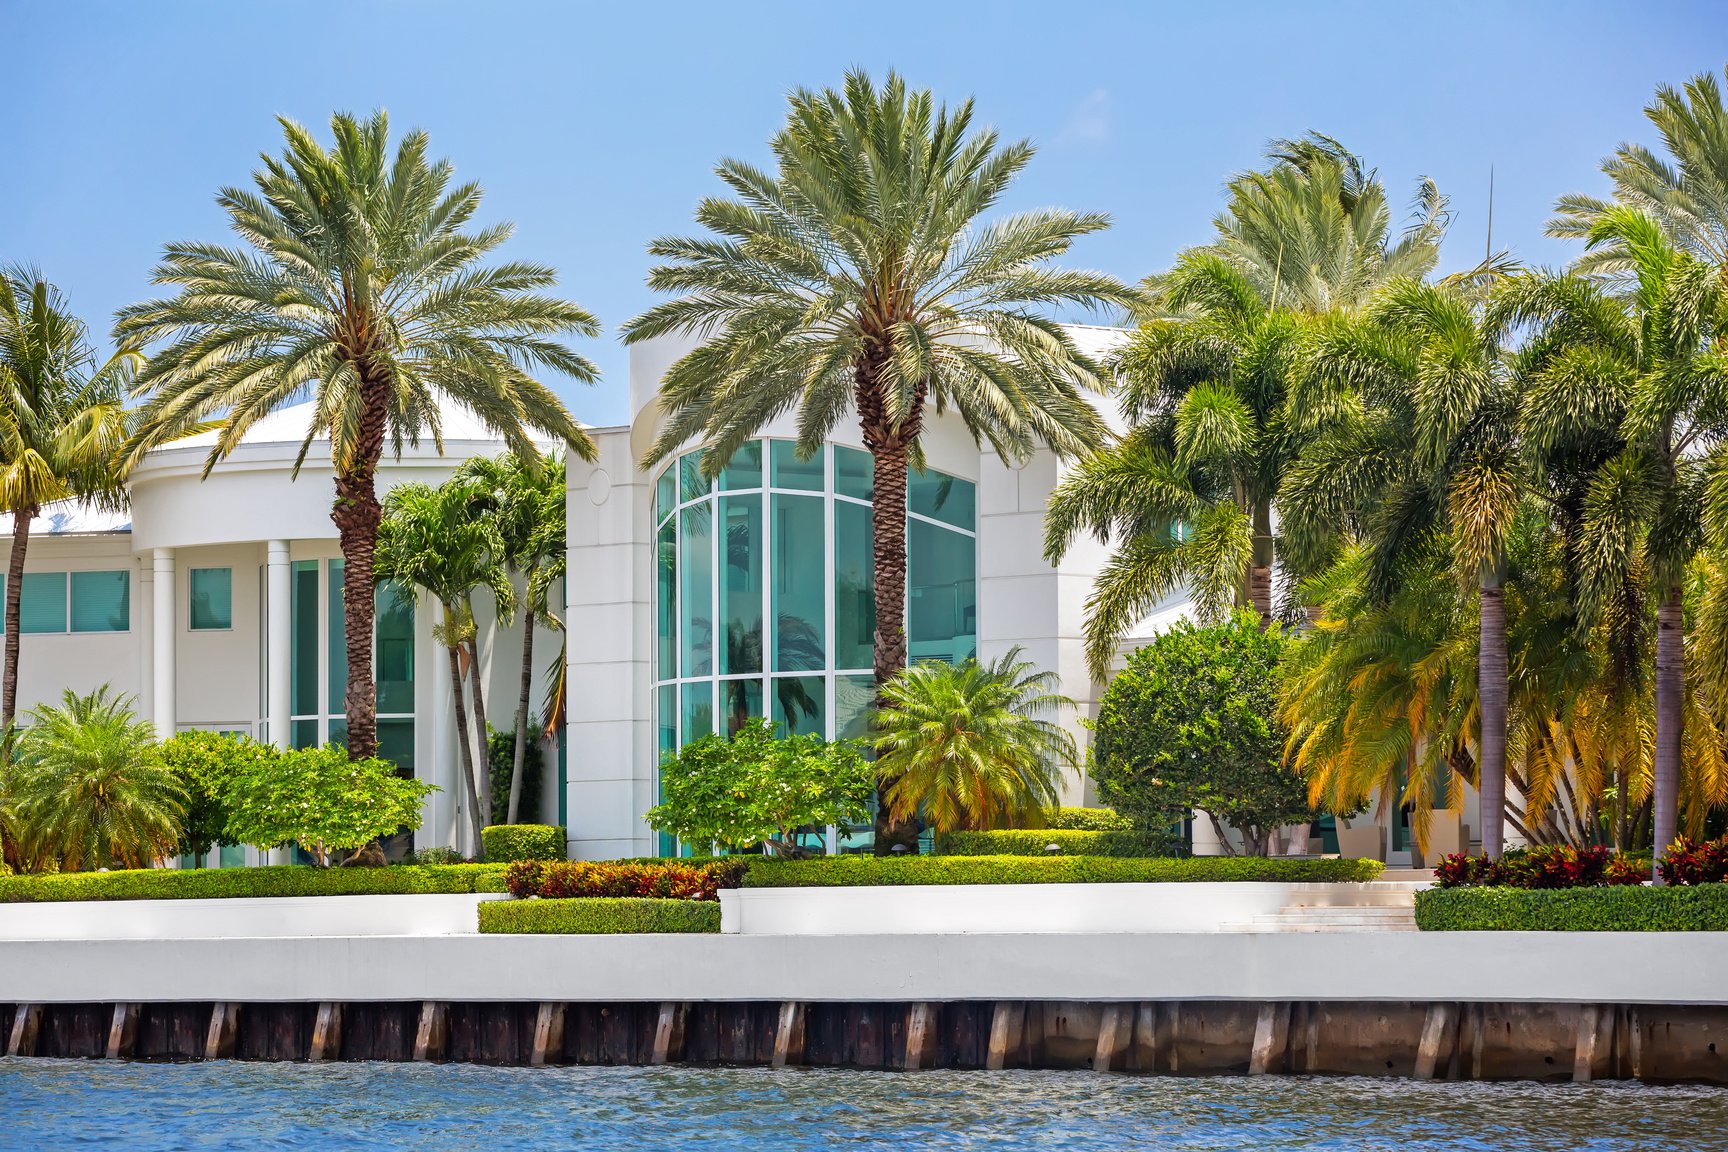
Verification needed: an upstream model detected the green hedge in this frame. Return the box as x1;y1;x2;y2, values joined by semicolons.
478;897;720;934
0;863;510;903
1045;807;1135;832
936;829;1181;858
481;824;567;863
744;854;1382;888
1415;884;1728;931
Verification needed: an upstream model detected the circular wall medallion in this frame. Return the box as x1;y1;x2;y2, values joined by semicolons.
588;468;611;506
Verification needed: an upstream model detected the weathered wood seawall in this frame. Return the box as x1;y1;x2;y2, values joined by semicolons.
6;999;1727;1083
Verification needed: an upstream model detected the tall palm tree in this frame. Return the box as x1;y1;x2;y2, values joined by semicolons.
0;269;136;728
375;480;513;852
623;71;1136;852
7;687;184;871
457;450;565;824
115;110;597;760
872;648;1075;833
1047;142;1447;679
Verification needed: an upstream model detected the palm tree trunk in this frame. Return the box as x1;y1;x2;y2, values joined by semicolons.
467;632;493;828
1652;581;1684;879
508;604;535;824
867;434;918;855
3;505;35;730
445;637;483;855
1477;563;1509;859
1248;500;1275;627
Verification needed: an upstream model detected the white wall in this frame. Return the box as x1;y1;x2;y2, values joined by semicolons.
3;535;144;717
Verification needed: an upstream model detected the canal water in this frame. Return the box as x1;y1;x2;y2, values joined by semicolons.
4;1058;1724;1149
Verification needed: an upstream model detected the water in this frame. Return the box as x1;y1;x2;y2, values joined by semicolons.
3;1059;1724;1150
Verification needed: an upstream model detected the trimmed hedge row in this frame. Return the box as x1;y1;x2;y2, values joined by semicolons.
743;854;1382;888
0;864;510;903
1414;884;1728;931
481;824;567;863
936;829;1181;858
1045;807;1135;832
478;897;720;934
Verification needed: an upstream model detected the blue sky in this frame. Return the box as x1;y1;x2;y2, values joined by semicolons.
1;0;1721;427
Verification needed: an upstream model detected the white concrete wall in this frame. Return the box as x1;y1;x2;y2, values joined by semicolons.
170;542;264;733
2;534;145;716
0;893;507;940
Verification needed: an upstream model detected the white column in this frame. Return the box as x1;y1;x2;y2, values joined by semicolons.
151;549;176;738
266;540;291;750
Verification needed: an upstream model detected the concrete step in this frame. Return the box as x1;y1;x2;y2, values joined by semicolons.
1222;904;1419;933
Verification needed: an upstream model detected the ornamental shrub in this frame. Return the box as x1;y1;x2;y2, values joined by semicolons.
744;854;1381;888
486;725;544;827
481;824;566;862
1659;835;1728;885
1092;614;1314;855
160;730;278;859
479;897;720;934
503;858;748;901
1415;884;1728;931
1432;845;1646;889
935;829;1182;857
222;743;436;866
1044;807;1135;832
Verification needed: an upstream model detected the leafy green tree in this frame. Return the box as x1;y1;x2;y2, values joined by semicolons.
222;743;433;866
486;723;543;826
0;269;136;728
7;687;184;871
159;730;278;860
115;110;597;760
646;720;873;857
457;451;565;823
375;480;512;851
624;70;1136;852
1093;613;1311;856
872;647;1074;834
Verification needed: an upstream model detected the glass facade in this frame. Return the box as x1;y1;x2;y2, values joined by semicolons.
287;558;415;770
652;438;977;848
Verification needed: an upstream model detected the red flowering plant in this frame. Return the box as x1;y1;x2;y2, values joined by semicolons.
503;859;749;902
1432;844;1645;889
1658;835;1728;886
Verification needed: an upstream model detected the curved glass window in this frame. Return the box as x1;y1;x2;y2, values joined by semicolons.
652;436;976;766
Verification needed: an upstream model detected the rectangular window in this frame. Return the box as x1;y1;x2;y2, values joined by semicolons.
375;582;415;715
720;678;762;737
909;468;977;531
774;675;825;737
719;440;762;491
771;494;825;672
378;717;415;774
656;520;676;680
770;441;825;491
834;501;874;671
678;505;712;677
718;494;762;674
834;673;877;743
655;467;676;526
909;520;977;663
70;570;129;633
19;572;67;634
290;560;320;716
189;567;233;630
326;559;346;715
680;680;713;742
679;453;711;502
836;446;874;501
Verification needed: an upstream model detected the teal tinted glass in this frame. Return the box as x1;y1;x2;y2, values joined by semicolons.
657;684;678;759
834;673;877;742
908;520;977;663
19;572;65;634
326;559;346;714
290;561;319;715
290;717;320;749
678;505;712;677
834;501;874;671
678;453;711;502
218;844;246;868
378;717;415;773
718;495;762;674
909;469;976;531
655;467;676;525
771;494;825;672
189;567;232;630
774;675;825;737
376;582;415;714
835;446;874;500
719;441;762;490
720;678;762;737
655;520;676;679
70;570;128;632
770;441;824;491
680;681;713;742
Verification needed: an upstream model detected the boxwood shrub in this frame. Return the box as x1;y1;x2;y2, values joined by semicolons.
478;897;720;934
936;829;1181;858
0;863;510;903
481;824;567;863
1045;807;1135;832
1414;884;1728;931
744;854;1381;888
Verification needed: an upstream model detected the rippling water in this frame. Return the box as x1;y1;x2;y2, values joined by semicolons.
4;1058;1725;1150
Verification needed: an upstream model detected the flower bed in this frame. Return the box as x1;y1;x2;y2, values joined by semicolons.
936;829;1181;858
503;858;747;901
0;864;509;903
478;896;720;934
1415;884;1728;931
743;854;1382;888
1433;844;1645;888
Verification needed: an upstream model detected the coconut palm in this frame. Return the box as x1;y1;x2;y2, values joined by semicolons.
7;687;184;871
457;451;566;824
872;647;1075;833
0;269;137;728
623;71;1135;852
115;110;597;760
375;480;513;852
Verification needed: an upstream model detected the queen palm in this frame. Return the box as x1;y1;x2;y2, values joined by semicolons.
115;111;597;760
872;648;1075;833
0;269;136;728
375;480;513;853
623;71;1135;851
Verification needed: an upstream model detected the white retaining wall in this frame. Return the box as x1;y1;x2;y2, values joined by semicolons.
0;894;508;941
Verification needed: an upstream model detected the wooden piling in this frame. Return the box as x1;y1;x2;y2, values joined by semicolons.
1573;1004;1609;1083
904;1002;938;1071
308;1002;343;1063
986;1001;1024;1071
205;1002;239;1061
105;1003;139;1060
651;1002;686;1065
1092;1004;1130;1072
772;1002;805;1068
1414;1002;1458;1080
1248;1002;1290;1075
412;1001;447;1062
530;1003;566;1067
6;1004;40;1058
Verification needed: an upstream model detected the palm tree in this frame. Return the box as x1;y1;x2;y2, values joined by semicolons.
623;71;1136;852
0;269;136;728
1046;141;1448;679
872;648;1075;833
115;110;597;760
375;480;512;852
7;687;184;871
457;451;565;824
